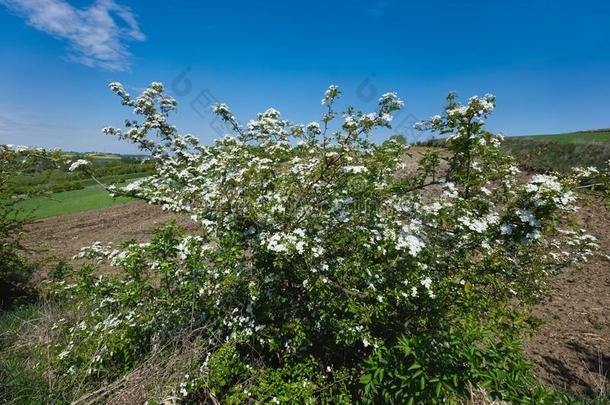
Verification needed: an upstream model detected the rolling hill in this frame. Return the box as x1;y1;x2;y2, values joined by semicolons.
515;129;610;144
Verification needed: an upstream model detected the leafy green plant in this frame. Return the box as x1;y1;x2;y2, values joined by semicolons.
360;317;566;404
38;83;600;403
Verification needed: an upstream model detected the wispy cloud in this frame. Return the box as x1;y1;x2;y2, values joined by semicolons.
366;1;389;20
1;0;145;71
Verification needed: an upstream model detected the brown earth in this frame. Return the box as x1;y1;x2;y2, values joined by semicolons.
523;198;610;396
23;197;610;396
23;201;199;276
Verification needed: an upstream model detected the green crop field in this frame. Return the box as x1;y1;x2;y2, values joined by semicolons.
5;151;152;220
516;129;610;144
83;153;122;160
15;186;132;220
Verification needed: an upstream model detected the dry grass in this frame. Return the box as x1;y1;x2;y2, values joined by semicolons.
462;384;509;405
0;299;66;404
581;351;609;399
1;300;222;404
71;326;221;405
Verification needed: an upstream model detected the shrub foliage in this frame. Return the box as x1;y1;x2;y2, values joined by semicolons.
46;83;600;403
0;145;63;308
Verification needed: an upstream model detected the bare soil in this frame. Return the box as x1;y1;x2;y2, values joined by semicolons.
523;198;610;396
23;197;610;396
23;201;199;275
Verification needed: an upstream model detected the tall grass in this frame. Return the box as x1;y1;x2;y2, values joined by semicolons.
0;304;51;404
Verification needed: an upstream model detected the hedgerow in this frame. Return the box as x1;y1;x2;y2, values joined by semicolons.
44;83;601;403
0;145;65;308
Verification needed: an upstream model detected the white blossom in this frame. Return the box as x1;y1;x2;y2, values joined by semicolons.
68;159;90;172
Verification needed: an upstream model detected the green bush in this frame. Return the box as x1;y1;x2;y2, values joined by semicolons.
0;145;62;309
34;84;603;403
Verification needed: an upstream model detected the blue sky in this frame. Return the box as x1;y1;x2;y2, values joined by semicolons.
1;0;609;153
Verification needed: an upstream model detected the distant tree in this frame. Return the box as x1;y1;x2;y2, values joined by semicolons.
0;145;61;308
383;134;406;146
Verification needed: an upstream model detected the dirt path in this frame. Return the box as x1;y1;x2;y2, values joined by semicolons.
24;198;610;395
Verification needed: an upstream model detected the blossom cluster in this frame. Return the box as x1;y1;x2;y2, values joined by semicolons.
67;159;91;172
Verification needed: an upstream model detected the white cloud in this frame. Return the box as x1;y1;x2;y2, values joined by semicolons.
1;0;145;71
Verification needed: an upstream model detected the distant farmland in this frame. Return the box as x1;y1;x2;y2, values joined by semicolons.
10;155;152;220
503;129;610;172
16;186;132;220
515;129;610;144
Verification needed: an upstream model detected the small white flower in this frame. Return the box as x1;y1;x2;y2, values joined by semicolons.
500;223;513;235
58;350;70;360
68;159;90;172
343;165;368;174
458;216;488;233
516;209;538;226
306;121;321;133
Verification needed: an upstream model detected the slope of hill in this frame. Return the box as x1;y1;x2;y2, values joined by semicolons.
503;129;610;172
516;129;610;144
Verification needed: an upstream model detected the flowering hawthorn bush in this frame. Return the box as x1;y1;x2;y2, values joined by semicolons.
49;83;599;403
